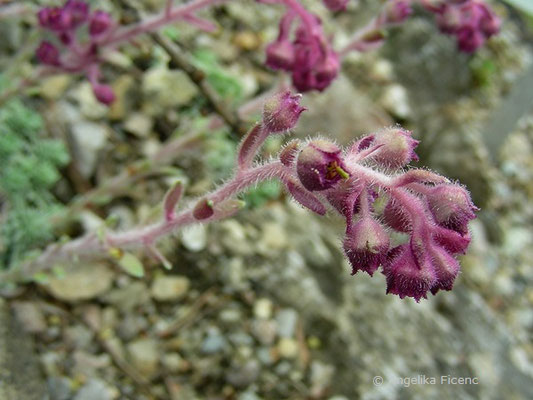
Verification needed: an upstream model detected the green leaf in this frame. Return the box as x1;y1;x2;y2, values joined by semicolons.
117;253;145;278
502;0;533;16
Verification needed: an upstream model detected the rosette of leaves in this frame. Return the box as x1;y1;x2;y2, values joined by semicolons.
0;99;69;268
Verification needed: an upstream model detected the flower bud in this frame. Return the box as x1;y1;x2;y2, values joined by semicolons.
344;217;390;276
480;8;500;37
384;0;412;24
296;140;349;191
262;91;306;133
456;26;485;53
383;198;411;232
38;8;53;28
382;244;437;302
89;10;113;36
63;0;89;27
314;51;340;91
323;0;349;12
371;127;419;169
425;184;477;235
265;40;295;71
36;41;61;66
428;244;460;295
433;226;471;255
92;84;116;105
46;7;72;31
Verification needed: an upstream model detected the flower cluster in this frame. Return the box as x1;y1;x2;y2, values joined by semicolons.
265;1;340;92
422;0;500;52
259;102;477;300
36;0;115;104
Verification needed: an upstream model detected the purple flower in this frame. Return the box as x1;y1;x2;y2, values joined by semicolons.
428;244;461;295
426;0;500;53
45;7;73;31
323;0;349;12
63;0;89;28
425;184;477;235
36;41;61;66
344;216;390;276
263;6;340;92
383;198;411;233
383;244;437;302
456;25;485;52
89;10;113;36
92;84;116;105
262;91;306;133
296;140;349;191
265;39;295;71
367;127;419;169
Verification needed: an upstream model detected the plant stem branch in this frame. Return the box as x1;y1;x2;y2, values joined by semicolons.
151;32;248;138
0;162;289;284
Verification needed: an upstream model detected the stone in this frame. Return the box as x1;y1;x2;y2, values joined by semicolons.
226;360;261;388
0;299;47;399
201;328;228;354
73;379;114;400
142;67;198;115
104;281;150;311
277;338;298;359
40;75;72;100
69;121;109;178
70;82;109;120
47;376;73;400
45;263;114;302
275;308;298;338
253;298;273;319
257;222;288;254
161;353;185;373
109;75;136;121
151;275;190;301
123;112;153;138
11;301;46;334
180;224;207;252
251;319;277;345
127;339;160;380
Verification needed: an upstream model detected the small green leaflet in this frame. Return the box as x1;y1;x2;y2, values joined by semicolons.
117;253;145;278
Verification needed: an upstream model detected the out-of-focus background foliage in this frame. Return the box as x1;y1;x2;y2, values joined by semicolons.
1;1;532;399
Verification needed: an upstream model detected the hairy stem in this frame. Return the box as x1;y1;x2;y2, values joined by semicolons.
0;161;288;284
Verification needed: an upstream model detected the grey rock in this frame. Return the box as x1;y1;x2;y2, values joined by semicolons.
69;121;109;178
123;112;153;138
0;299;47;400
180;224;207;252
47;377;72;400
202;328;229;354
127;338;160;380
142;67;198;115
275;309;298;338
104;281;150;311
45;263;114;302
73;379;113;400
117;315;149;341
226;360;261;388
151;275;190;301
11;301;46;334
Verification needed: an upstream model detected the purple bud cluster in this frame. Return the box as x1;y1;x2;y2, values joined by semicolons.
265;3;340;92
421;0;500;52
36;1;115;104
262;96;477;301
